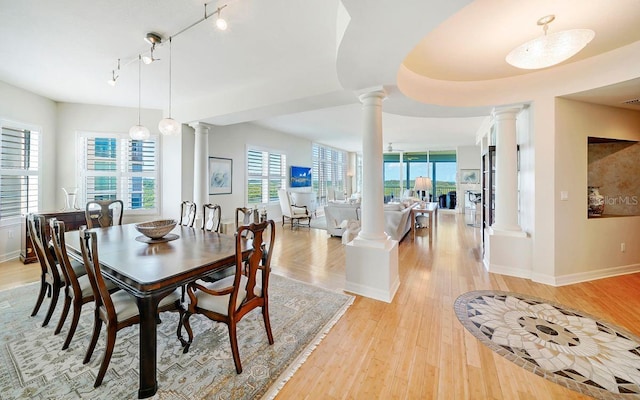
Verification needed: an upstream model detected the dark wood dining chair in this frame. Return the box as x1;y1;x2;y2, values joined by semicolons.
49;219;117;350
179;200;196;227
202;203;222;232
79;226;185;387
27;213;65;327
235;207;258;232
181;220;276;374
85;199;124;228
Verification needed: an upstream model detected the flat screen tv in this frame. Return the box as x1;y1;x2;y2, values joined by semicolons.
290;166;312;187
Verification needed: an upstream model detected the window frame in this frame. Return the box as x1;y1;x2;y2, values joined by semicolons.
0;119;41;225
246;146;287;206
76;131;160;216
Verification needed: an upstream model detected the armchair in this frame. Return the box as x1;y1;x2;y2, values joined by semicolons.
277;189;311;229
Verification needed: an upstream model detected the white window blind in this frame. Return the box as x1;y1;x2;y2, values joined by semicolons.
78;132;158;212
247;149;286;204
312;143;347;204
0;123;39;220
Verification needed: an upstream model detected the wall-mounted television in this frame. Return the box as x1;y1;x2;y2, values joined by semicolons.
290;165;312;187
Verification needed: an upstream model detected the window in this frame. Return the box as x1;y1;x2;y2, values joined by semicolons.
247;148;286;204
78;132;158;213
312;143;347;205
0;121;39;220
383;151;457;201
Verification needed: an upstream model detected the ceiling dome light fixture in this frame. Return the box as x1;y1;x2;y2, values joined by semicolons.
158;37;181;136
506;15;595;70
129;55;151;140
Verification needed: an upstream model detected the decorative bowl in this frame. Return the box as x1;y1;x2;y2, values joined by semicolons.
135;219;177;239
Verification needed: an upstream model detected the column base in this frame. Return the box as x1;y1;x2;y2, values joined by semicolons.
345;237;399;303
489;225;527;238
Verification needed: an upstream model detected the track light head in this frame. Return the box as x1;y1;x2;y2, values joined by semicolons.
215;6;228;30
144;32;162;46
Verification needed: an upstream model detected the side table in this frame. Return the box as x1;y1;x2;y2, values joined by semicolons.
411;202;438;243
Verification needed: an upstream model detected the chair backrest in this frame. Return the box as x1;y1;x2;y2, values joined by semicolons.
49;219;80;295
179;201;197;227
27;213;60;281
85;199;123;228
231;220;276;312
235;207;258;230
78;227;114;317
202;203;222;232
277;189;292;217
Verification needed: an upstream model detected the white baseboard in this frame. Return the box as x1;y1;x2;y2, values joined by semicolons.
486;263;532;280
490;262;640;287
548;263;640;286
344;278;399;303
0;251;20;264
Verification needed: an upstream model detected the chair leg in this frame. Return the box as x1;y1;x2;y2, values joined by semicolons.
181;312;194;353
42;284;61;327
54;294;71;335
94;325;116;388
84;313;102;364
262;305;274;345
282;216;285;227
62;301;82;350
227;320;242;374
31;277;47;317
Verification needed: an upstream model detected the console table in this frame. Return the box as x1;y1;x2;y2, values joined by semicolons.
20;209;86;263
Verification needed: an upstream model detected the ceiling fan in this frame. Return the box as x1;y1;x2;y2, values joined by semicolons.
385;142;405;153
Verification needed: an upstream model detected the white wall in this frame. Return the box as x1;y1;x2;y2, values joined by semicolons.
0;81;57;261
203;122;313;222
456;145;481;213
56;102;163;213
554;98;640;282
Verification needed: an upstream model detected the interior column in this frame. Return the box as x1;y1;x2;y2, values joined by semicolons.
357;90;387;241
345;88;399;303
491;107;522;233
189;122;210;225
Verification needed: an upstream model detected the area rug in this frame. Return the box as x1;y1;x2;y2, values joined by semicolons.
0;273;354;399
454;290;640;399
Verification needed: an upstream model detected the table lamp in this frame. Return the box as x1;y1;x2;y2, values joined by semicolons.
414;176;432;202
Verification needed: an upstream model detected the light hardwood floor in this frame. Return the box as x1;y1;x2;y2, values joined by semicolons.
2;213;639;399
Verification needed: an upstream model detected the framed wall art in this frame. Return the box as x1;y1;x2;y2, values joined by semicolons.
460;169;480;184
209;157;232;195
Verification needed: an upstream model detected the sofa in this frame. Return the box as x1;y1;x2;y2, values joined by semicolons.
324;201;416;241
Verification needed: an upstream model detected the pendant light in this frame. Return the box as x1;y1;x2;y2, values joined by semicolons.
158;37;181;136
506;15;595;70
129;55;150;140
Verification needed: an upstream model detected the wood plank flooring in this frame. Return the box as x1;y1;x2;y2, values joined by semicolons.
2;213;639;399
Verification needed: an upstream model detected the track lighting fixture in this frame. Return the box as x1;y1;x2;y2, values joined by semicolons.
142;32;161;64
129;55;150;140
158;37;181;136
107;59;120;86
214;5;228;30
110;2;231;137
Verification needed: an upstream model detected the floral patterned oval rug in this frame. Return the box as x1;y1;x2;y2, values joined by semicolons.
454;290;640;399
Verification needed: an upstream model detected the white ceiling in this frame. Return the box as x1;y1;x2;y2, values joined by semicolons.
1;0;638;152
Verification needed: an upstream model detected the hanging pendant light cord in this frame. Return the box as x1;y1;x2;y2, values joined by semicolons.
137;54;142;125
168;37;172;118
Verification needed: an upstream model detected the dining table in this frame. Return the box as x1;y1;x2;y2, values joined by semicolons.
65;223;249;398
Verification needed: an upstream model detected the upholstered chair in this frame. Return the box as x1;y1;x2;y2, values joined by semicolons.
181;220;276;374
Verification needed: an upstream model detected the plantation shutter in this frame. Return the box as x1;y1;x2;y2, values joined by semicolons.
0;126;39;219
